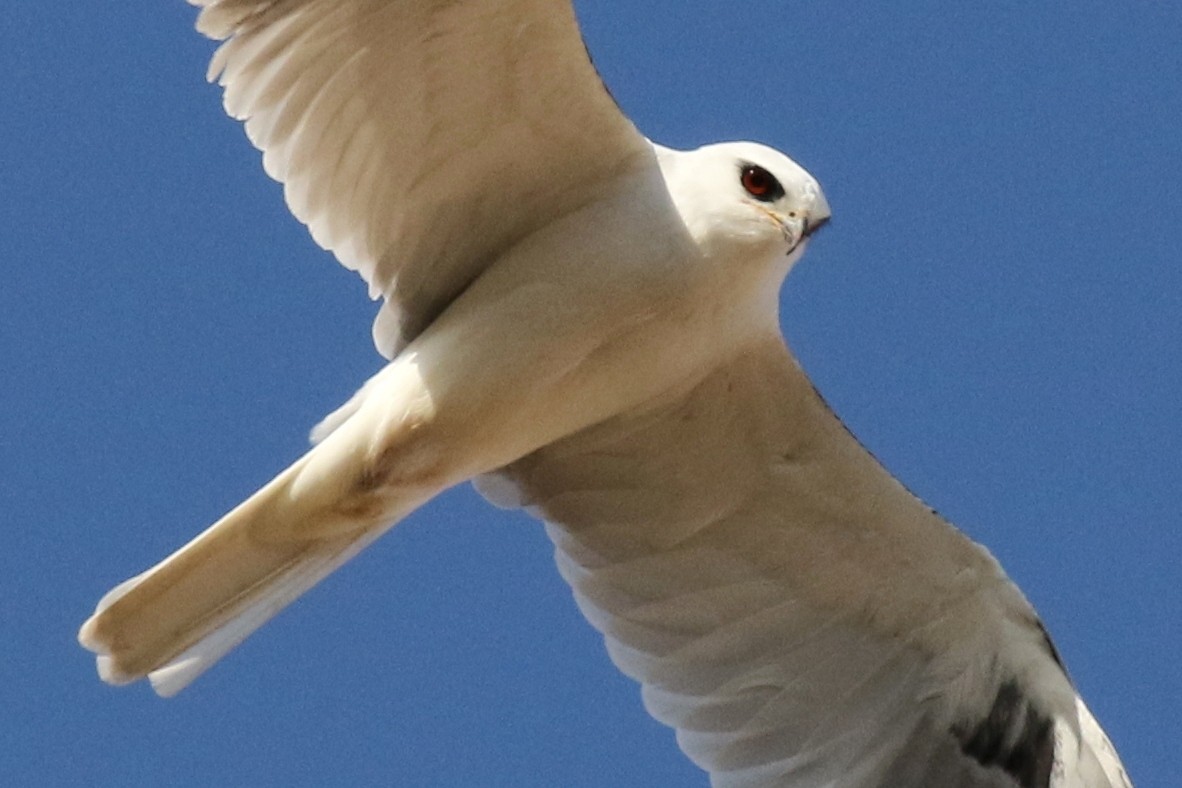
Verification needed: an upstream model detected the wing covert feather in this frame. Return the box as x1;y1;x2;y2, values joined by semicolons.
190;0;650;356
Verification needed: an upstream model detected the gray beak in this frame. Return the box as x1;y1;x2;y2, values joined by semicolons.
803;214;830;238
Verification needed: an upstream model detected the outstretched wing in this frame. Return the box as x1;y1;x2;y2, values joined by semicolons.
478;335;1130;787
192;0;651;356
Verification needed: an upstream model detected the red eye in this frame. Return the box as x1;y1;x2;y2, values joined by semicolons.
740;165;783;202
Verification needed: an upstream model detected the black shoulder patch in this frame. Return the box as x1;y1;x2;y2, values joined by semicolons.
953;681;1055;788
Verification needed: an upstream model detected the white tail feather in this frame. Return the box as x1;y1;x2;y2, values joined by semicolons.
145;523;388;697
77;408;420;694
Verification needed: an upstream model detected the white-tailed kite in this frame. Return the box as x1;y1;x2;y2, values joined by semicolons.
79;2;1131;786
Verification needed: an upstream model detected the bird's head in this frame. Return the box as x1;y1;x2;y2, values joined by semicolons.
659;141;830;268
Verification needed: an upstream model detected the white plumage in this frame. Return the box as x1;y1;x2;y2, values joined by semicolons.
79;2;1130;786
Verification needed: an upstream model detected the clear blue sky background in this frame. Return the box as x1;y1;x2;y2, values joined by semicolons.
3;2;1177;785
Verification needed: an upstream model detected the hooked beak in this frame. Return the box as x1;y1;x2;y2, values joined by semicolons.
760;182;831;247
803;186;831;238
803;214;830;238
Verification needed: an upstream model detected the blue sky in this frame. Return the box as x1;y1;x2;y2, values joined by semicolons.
3;2;1178;785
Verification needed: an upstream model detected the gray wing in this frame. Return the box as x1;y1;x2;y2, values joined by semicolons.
478;335;1130;787
191;0;650;357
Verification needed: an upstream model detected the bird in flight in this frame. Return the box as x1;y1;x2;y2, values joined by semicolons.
79;2;1131;786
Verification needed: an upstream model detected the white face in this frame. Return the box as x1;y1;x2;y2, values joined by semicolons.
660;141;831;263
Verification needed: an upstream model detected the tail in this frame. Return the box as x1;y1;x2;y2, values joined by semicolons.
78;425;416;697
